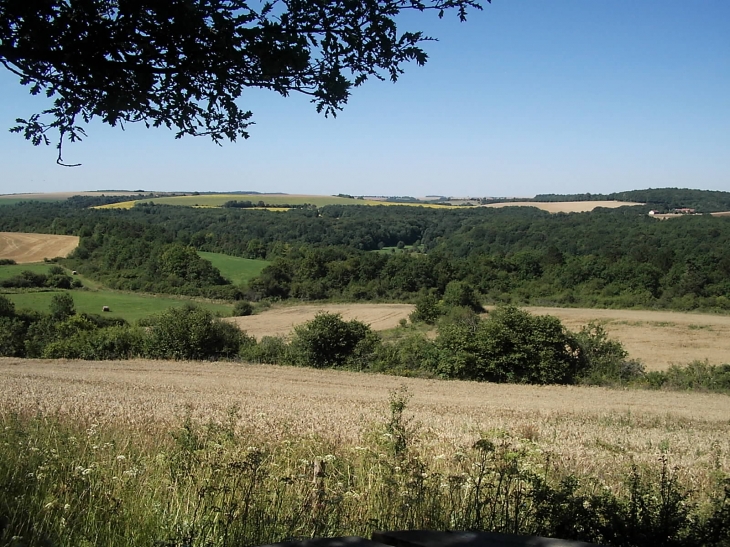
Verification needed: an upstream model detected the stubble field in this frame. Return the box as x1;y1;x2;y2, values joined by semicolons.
480;201;641;213
0;232;79;263
1;357;728;493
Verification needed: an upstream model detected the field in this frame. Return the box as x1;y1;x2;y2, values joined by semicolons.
2;357;728;493
4;289;232;322
0;262;61;281
228;303;414;338
98;194;465;209
0;232;79;263
481;201;641;213
523;306;730;371
227;303;729;370
198;251;269;285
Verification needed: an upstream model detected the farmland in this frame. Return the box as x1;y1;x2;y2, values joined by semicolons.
1;357;728;494
481;200;641;213
97;193;465;209
0;232;79;263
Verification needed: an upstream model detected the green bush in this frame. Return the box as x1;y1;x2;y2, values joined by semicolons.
0;295;15;318
232;301;254;316
409;292;440;324
435;305;585;384
575;322;645;384
49;293;75;321
442;280;484;313
144;305;246;361
289;312;377;369
42;326;146;360
240;335;288;364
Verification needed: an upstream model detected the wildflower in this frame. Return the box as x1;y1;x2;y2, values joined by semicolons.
82;468;92;476
116;455;126;461
323;454;336;463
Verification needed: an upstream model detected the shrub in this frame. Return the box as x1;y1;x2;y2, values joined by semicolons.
289;312;376;369
42;326;146;360
0;258;16;265
240;335;288;364
409;292;440;324
144;305;246;361
49;293;75;320
575;322;645;384
435;305;585;384
0;295;15;318
232;301;254;317
442;280;484;312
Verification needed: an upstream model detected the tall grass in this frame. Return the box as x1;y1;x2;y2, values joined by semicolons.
1;390;729;547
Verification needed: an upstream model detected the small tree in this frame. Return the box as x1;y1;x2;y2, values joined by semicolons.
290;312;376;369
0;295;15;318
49;293;75;321
409;292;441;324
442;280;484;313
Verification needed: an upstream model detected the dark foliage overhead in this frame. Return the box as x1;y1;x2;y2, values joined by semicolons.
0;0;483;164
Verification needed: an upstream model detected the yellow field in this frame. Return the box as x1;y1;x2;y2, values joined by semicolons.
228;303;414;338
0;232;79;263
481;201;641;213
2;357;728;492
522;306;730;371
96;194;464;209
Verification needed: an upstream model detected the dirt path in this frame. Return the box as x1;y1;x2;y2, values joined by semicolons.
227;303;414;339
0;232;79;263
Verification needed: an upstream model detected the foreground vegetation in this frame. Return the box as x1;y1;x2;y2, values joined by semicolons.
1;388;730;547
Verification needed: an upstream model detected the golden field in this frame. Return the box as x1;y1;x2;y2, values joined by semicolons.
1;357;728;494
0;232;80;263
480;201;641;213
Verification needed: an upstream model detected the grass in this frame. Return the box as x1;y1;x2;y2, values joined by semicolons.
198;252;269;286
97;194;465;209
0;263;58;281
4;289;232;322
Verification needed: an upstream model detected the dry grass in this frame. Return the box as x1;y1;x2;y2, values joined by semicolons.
0;232;79;263
520;306;730;371
1;357;728;492
481;201;641;213
228;303;414;339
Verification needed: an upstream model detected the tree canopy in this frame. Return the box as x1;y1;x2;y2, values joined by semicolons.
0;0;483;164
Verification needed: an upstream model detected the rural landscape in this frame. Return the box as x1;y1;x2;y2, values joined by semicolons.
2;188;730;546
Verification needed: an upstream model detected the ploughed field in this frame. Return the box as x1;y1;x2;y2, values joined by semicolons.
1;357;728;493
0;232;79;263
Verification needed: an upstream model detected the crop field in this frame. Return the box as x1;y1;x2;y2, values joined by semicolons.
228;303;414;338
522;306;730;371
198;251;269;285
2;357;728;494
5;289;232;322
228;303;729;370
98;193;465;209
481;201;641;213
0;232;79;263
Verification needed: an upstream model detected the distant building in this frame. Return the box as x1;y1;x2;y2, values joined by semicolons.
674;208;696;214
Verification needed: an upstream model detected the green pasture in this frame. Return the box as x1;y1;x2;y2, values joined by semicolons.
0;263;57;281
4;290;233;323
198;252;269;285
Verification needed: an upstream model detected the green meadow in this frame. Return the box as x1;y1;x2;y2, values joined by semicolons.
198;252;269;285
4;289;232;323
0;263;58;280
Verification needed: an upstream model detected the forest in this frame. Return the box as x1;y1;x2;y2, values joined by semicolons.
2;189;730;312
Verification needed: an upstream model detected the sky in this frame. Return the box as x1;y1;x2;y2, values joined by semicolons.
0;0;728;198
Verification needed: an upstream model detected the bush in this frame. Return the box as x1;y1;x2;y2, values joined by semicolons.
409;292;440;324
49;293;75;320
233;301;254;317
0;258;16;265
0;295;15;318
442;280;484;312
575;322;645;384
42;326;146;360
144;305;247;361
289;312;377;369
240;335;288;364
435;305;585;384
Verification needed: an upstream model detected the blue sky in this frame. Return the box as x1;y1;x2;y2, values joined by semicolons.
1;0;728;197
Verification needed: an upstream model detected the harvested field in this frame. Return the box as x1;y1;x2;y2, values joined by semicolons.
1;357;729;491
228;303;414;338
521;306;730;371
481;201;640;213
0;232;79;263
